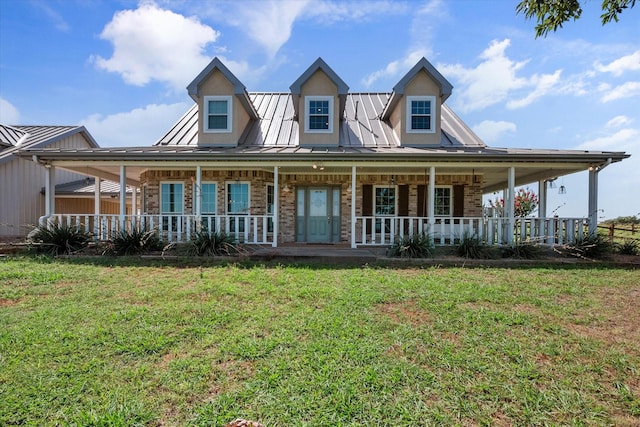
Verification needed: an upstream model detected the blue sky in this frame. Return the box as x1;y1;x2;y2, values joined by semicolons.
1;0;638;220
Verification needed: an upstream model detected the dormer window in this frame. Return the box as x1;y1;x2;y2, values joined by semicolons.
305;96;333;133
406;96;435;133
204;95;232;133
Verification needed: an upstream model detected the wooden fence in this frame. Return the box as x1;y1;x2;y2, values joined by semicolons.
598;223;639;243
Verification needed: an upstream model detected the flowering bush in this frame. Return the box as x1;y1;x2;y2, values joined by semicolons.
489;188;539;217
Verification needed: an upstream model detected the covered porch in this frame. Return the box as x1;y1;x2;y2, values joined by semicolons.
28;146;620;248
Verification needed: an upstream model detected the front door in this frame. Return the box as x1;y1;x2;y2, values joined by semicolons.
296;186;340;243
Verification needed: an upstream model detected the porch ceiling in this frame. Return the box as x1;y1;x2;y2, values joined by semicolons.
47;161;591;194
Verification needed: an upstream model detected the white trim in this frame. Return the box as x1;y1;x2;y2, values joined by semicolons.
204;95;232;133
304;96;334;133
406;96;436;134
160;181;185;214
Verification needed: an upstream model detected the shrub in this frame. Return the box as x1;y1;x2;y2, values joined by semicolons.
190;231;238;256
386;234;434;258
456;232;492;259
500;242;543;259
563;233;614;260
616;239;639;256
108;227;163;255
29;223;91;256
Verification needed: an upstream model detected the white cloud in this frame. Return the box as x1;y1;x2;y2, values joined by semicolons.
0;97;21;124
362;50;428;87
606;115;633;129
577;128;639;151
507;69;562;109
361;0;443;88
80;102;190;147
595;51;640;76
472;120;516;143
438;39;562;113
600;81;640;102
93;1;218;90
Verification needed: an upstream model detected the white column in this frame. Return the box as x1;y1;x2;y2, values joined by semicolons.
428;166;435;226
44;166;55;218
119;165;126;229
273;166;279;247
131;186;137;216
351;166;357;248
506;167;515;243
588;169;598;235
94;176;101;216
195;166;202;217
538;179;547;218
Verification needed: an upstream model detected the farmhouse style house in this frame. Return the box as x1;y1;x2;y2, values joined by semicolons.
22;57;628;247
0;124;132;240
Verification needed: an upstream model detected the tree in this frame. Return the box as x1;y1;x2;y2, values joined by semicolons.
516;0;637;38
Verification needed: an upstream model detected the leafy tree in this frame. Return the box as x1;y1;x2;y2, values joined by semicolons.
517;0;636;38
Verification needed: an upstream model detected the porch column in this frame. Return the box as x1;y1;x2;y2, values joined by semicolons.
44;165;56;219
506;167;515;244
538;180;547;218
94;176;101;216
351;166;356;248
588;169;598;235
119;166;126;229
428;166;435;227
273;166;279;247
195;166;202;217
131;186;137;216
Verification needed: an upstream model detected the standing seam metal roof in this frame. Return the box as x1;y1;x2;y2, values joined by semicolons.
155;93;486;149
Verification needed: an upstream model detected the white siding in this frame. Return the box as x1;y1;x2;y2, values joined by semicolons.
0;132;93;240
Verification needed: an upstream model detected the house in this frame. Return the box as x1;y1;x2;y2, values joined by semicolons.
21;57;629;247
0;125;133;240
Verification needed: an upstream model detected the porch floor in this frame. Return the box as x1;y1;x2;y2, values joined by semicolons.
245;244;386;263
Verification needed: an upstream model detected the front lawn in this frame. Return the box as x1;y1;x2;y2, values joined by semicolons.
1;257;638;426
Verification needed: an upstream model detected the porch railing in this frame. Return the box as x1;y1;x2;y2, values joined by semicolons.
354;216;588;246
42;214;275;245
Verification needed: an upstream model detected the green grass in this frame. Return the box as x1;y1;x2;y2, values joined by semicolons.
1;256;639;426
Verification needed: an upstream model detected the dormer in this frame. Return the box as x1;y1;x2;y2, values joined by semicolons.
381;58;453;147
290;58;349;147
187;57;259;147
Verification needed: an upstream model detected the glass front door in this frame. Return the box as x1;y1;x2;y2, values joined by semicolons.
296;186;340;243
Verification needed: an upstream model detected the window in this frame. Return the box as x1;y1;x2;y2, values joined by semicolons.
161;182;184;232
374;186;396;234
374;186;397;216
227;181;250;232
434;186;452;216
406;96;436;133
267;184;274;233
199;183;217;214
204;96;232;132
305;96;333;133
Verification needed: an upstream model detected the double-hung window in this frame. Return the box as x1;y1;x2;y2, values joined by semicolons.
267;184;274;233
434;186;452;217
204;96;232;133
374;186;397;233
161;182;184;232
305;96;333;133
227;181;249;233
195;183;217;230
407;96;436;133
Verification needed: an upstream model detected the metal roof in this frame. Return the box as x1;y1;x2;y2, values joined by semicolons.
155;93;487;149
54;178;133;195
0;125;99;164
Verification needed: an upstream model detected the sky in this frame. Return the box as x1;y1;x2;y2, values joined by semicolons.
0;0;638;220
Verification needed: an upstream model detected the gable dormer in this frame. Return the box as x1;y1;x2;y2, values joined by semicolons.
290;58;349;147
187;57;259;147
381;58;453;147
